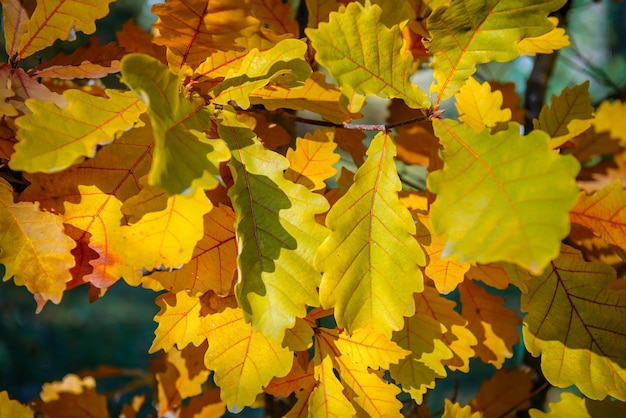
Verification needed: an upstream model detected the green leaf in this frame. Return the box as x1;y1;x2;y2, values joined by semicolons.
10;90;145;173
427;119;580;274
522;245;626;401
211;38;312;109
305;1;430;112
217;107;329;341
425;0;565;103
120;53;230;195
315;131;425;337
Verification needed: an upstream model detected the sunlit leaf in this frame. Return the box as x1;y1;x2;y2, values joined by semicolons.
11;90;144;173
152;0;259;73
121;53;230;195
442;399;482;418
425;0;564;103
518;17;570;56
593;99;626;144
0;178;75;304
334;328;410;371
534;81;594;149
522;244;626;400
211;38;312;109
248;0;299;37
455;77;511;132
306;1;430;112
427;119;580;274
151;292;210;353
458;280;520;368
37;374;108;418
217;108;329;341
202;306;293;413
310;342;357;418
14;0;116;60
529;392;590;418
0;389;34;417
0;0;33;58
285;128;340;191
316;131;425;337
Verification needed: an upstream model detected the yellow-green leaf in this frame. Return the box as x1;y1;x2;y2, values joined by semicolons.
518;17;570;56
534;81;594;149
425;0;564;103
202;306;293;413
121;53;230;195
316;131;425;337
211;39;312;109
427;119;580;274
455;77;511;132
522;245;626;401
217;108;329;341
14;0;116;60
10;90;145;173
305;1;430;112
529;392;590;418
0;178;75;304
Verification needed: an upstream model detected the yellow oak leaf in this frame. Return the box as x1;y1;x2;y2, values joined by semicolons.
282;318;314;352
1;0;32;58
415;286;477;373
470;368;533;417
202;306;294;413
0;390;34;417
151;292;210;353
534;81;594;149
249;71;353;124
522;244;626;401
0;178;75;304
0;65;66;115
334;328;410;371
316;131;425;338
455;78;512;133
428;119;580;274
11;0;116;61
593;99;626;144
518;17;570;56
149;204;237;296
310;343;357;418
465;263;513;290
458;280;520;368
11;89;145;173
218;108;329;341
442;399;482;418
529;392;590;418
389;307;453;403
570;179;626;252
177;387;226;418
285;129;340;191
306;1;430;112
152;0;259;73
265;352;315;401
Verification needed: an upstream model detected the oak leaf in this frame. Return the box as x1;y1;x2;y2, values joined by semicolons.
248;0;299;37
152;0;259;73
518;17;570;55
529;392;590;418
13;0;116;61
442;400;482;418
470;368;533;417
316;131;425;337
0;178;75;304
37;374;108;418
427;119;580;274
11;89;145;173
425;0;564;103
0;0;34;58
593;99;626;144
0;390;34;417
522;244;626;400
218;108;329;341
458;280;520;368
116;20;167;63
306;1;430;112
455;77;511;132
334;328;410;371
310;343;357;417
285;128;340;191
121;53;230;195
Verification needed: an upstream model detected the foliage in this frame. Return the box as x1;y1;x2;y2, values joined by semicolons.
0;0;625;416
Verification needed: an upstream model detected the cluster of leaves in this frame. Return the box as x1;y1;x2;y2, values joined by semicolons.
1;0;626;416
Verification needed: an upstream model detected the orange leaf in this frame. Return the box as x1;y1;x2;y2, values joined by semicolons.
305;0;341;29
1;0;34;58
116;20;167;63
458;280;520;368
465;263;513;290
265;352;315;398
249;0;299;37
570;179;626;252
470;368;533;418
285;129;340;191
37;374;108;418
31;37;124;79
152;0;259;73
149;204;237;296
0;178;75;304
0;64;66;115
